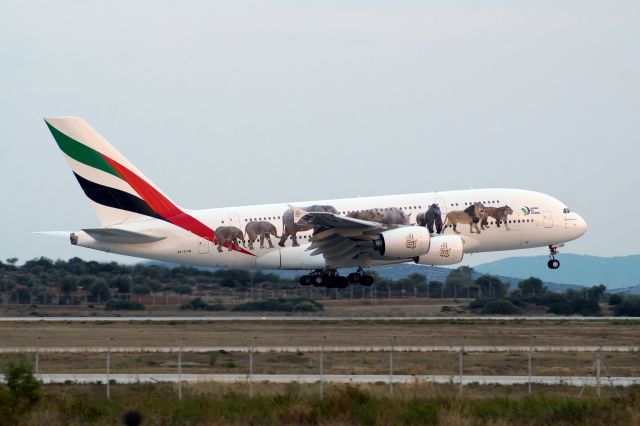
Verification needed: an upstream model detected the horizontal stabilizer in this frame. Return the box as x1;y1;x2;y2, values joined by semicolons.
34;231;73;238
82;228;166;244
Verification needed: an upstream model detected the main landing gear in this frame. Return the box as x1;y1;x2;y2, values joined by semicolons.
547;245;560;269
299;268;375;288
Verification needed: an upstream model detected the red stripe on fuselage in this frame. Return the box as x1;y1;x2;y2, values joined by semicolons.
101;155;255;256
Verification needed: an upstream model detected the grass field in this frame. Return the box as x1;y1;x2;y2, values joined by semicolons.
1;318;638;379
2;382;639;425
0;318;638;347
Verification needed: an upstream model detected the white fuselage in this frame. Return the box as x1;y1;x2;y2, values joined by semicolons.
71;188;587;271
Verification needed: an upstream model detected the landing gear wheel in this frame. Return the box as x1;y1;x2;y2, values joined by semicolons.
312;275;324;287
361;275;374;287
347;273;361;284
547;259;560;269
299;275;312;286
325;277;337;288
336;276;349;288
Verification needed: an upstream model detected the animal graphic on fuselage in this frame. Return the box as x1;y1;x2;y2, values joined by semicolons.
347;207;412;225
416;204;443;234
245;221;281;250
278;205;339;247
214;226;245;252
442;203;486;234
480;205;514;231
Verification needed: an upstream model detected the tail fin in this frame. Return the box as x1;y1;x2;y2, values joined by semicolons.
45;117;183;226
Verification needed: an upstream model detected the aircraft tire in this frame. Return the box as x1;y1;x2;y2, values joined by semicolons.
347;273;361;284
299;275;312;286
361;275;374;287
312;275;324;287
336;276;349;288
548;259;560;269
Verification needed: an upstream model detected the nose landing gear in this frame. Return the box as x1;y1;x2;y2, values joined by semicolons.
547;245;561;269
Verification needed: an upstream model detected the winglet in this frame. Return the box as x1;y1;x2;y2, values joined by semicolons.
288;204;309;224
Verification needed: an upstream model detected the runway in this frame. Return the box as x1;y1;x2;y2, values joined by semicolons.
0;316;638;322
1;345;638;353
3;373;638;387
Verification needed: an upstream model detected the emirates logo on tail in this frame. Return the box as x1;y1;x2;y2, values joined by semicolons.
405;233;417;249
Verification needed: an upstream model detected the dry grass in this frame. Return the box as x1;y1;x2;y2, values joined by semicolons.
0;319;638;348
2;350;639;377
4;382;640;425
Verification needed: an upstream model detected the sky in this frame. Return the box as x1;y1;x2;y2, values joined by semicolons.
1;1;638;267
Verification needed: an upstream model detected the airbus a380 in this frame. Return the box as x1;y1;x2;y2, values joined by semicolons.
43;117;587;288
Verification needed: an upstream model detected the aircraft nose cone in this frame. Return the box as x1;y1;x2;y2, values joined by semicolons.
574;213;588;237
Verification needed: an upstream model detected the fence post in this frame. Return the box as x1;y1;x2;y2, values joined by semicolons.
596;343;602;397
178;337;184;401
249;336;256;398
320;336;326;398
458;337;465;397
35;336;41;376
389;336;396;395
106;337;112;399
528;336;535;395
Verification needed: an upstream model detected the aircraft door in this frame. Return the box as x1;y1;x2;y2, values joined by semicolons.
542;211;553;228
198;239;210;254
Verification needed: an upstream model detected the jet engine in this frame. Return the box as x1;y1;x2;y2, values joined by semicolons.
372;226;430;258
413;235;464;265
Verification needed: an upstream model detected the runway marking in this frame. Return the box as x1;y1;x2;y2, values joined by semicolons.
2;373;638;387
0;316;638;322
1;345;638;353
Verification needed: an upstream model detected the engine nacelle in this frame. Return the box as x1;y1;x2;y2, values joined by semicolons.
373;226;430;258
413;235;464;265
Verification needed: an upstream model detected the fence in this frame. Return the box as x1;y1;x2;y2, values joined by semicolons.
2;341;638;400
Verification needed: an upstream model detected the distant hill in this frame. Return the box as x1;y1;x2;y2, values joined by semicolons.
474;254;640;290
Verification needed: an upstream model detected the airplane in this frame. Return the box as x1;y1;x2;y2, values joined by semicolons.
42;117;587;288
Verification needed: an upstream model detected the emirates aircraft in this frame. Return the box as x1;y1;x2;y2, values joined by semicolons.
42;117;587;288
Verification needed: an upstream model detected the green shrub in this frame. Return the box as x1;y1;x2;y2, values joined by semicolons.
180;297;225;311
0;357;41;418
232;298;323;312
613;296;640;316
292;301;321;312
104;299;144;311
481;299;521;315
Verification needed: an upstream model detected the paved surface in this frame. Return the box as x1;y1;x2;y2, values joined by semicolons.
0;316;638;322
1;345;638;353
2;373;637;386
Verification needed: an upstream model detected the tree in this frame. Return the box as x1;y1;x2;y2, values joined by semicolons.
613;296;640;316
132;284;150;295
428;280;444;297
59;276;78;295
175;285;193;295
407;273;427;285
89;280;111;301
445;266;475;298
608;293;623;306
587;284;606;302
475;275;507;299
517;277;547;296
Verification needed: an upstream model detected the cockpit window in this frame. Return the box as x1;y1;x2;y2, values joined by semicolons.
563;208;571;214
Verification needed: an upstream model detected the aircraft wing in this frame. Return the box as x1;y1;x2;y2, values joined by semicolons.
288;205;390;267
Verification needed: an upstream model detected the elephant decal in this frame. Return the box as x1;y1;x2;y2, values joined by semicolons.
278;205;339;247
416;204;443;234
214;226;245;252
245;220;280;250
347;207;411;225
